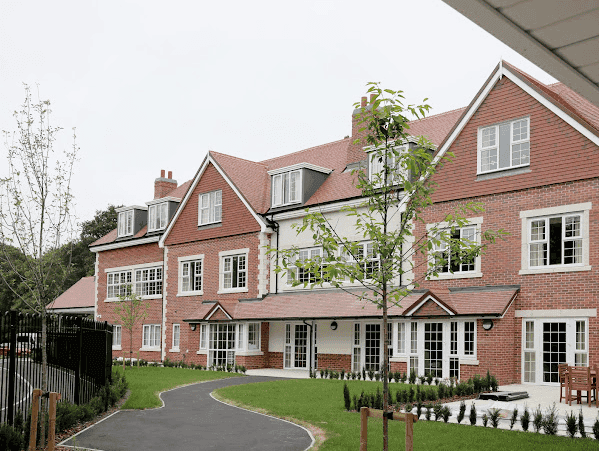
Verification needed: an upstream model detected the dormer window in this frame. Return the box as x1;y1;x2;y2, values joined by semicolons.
368;145;407;186
117;210;133;237
148;202;168;232
272;171;301;207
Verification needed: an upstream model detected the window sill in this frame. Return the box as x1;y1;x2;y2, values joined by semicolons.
390;356;408;363
112;346;122;351
429;272;483;280
217;288;248;294
104;295;162;302
197;222;222;230
519;265;591;275
177;291;203;297
460;359;479;366
168;348;180;353
196;349;208;355
235;350;263;357
476;165;530;181
140;347;161;352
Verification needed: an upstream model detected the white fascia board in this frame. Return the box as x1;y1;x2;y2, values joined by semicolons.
403;295;454;317
205;304;232;321
146;196;181;206
116;205;148;212
159;154;270;248
159;155;210;248
90;235;160;253
267;162;333;176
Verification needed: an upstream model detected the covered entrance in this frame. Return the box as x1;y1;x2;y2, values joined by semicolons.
208;323;236;367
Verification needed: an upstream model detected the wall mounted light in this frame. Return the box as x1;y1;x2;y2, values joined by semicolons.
190;324;197;331
330;321;338;331
482;319;493;331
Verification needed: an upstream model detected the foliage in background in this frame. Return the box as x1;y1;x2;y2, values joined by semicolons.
114;285;148;366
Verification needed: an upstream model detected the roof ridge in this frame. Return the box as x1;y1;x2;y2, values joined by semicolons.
408;106;466;123
209;151;268;168
258;137;351;164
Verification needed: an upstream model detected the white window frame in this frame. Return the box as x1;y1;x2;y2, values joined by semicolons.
247;322;260;351
148;202;168;232
134;267;163;297
477;117;530;174
112;325;122;350
520;203;591;275
117;210;134;237
198;190;222;226
218;249;249;294
520;316;590;385
200;324;207;350
426;217;483;280
287;247;327;285
272;170;301;207
343;241;380;280
142;324;161;351
171;324;180;351
367;145;408;187
105;262;163;301
178;254;204;296
106;270;132;299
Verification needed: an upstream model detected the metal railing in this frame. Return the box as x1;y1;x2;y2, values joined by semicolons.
0;311;113;425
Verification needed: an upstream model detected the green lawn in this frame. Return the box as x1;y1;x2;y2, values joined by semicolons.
114;366;241;409
216;379;598;450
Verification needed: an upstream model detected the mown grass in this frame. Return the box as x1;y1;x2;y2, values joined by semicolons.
114;366;240;409
217;379;598;450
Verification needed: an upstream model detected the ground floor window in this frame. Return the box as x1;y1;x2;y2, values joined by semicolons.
284;323;309;369
202;322;262;367
142;324;161;349
112;325;122;348
521;318;588;385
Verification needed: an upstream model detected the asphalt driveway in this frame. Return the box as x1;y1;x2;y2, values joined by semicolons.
60;376;313;451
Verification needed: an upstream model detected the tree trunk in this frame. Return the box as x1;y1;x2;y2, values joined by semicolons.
40;312;48;448
382;290;388;451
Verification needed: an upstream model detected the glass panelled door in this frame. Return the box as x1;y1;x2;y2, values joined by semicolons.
209;323;236;367
365;324;381;371
284;324;309;369
424;322;443;378
543;322;566;383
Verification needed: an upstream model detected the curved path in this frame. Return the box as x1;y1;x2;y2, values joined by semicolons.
60;376;313;451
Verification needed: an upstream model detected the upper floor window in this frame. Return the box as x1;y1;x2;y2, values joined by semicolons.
219;249;249;293
368;146;407;187
148;203;168;232
529;214;582;268
199;190;222;226
107;270;132;298
180;259;203;294
344;241;380;278
287;247;329;284
106;265;162;300
520;203;591;275
135;267;162;296
117;210;133;237
433;226;477;273
478;117;529;174
272;170;301;207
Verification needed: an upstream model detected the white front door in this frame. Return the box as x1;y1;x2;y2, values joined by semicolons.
284;323;309;369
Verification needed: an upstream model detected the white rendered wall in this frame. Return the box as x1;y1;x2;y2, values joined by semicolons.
269;321;286;352
317;320;352;355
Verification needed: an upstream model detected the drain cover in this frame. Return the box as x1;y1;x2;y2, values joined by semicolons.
477;391;529;401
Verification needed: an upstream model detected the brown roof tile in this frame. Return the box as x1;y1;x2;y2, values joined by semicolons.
46;276;95;310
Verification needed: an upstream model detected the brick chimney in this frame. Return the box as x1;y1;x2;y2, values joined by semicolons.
347;95;376;166
154;169;177;199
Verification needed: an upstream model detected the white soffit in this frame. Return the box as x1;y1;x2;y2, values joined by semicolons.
442;0;599;109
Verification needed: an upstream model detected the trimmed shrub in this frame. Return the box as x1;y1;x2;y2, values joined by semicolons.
469;403;477;426
520;407;530;432
510;407;518;430
457;400;466;424
593;417;599;440
542;404;558;436
533;405;543;433
343;383;351;411
488;408;501;428
579;409;586;438
441;406;451;423
566;410;578;438
482;413;488;428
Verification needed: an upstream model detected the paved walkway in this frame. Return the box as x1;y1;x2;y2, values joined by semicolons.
60;376;313;451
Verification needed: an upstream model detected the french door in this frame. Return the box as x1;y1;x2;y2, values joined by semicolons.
208;323;236;367
424;322;443;378
522;318;588;385
284;324;309;369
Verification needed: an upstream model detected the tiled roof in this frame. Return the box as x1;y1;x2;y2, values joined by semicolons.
184;286;518;321
406;108;466;147
46;276;95;310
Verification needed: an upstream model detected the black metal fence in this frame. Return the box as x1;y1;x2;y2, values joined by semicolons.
0;311;113;425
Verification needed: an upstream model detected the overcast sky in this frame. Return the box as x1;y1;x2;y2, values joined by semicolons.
0;0;557;228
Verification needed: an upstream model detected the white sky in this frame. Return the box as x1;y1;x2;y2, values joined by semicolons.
0;0;557;228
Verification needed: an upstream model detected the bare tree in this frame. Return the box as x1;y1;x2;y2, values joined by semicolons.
0;84;78;446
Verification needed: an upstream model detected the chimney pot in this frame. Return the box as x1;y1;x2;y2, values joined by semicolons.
361;96;367;107
168;171;172;179
370;93;376;103
160;169;165;178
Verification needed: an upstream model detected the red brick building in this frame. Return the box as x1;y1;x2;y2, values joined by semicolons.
91;61;599;385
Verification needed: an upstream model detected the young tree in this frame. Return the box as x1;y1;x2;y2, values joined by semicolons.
114;285;148;368
0;85;78;443
273;84;504;450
